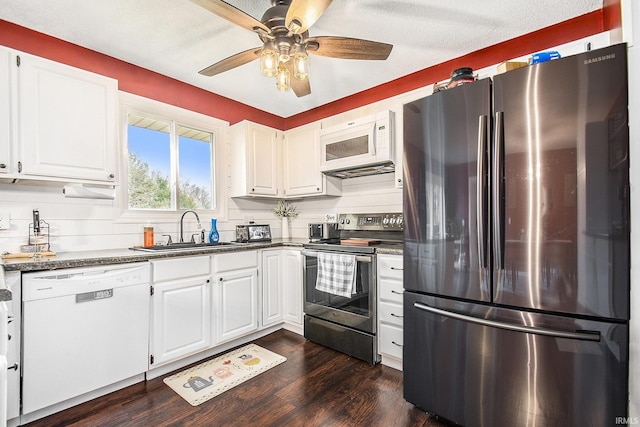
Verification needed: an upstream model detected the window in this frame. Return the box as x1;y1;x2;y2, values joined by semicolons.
120;93;226;219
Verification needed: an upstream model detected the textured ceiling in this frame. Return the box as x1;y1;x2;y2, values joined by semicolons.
0;0;602;117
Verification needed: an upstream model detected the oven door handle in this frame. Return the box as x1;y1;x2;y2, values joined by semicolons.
301;250;373;263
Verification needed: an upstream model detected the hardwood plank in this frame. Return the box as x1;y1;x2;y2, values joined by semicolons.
24;330;453;427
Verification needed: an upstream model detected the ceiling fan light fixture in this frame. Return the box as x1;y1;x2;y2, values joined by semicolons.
293;47;310;81
276;65;291;92
278;44;291;63
260;41;277;77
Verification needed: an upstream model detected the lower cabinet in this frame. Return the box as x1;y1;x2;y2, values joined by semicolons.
262;250;284;326
377;254;404;370
212;251;259;344
150;256;212;367
261;248;303;328
282;249;303;325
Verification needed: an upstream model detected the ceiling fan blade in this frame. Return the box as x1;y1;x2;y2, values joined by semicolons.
285;0;332;34
283;61;311;97
190;0;270;35
306;36;393;60
199;47;262;77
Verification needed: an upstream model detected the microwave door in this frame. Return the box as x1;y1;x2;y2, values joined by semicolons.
321;122;376;170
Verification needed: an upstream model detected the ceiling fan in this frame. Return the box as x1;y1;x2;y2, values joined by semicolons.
191;0;393;97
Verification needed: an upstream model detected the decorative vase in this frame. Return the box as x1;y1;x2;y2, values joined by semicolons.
281;217;290;240
208;218;219;243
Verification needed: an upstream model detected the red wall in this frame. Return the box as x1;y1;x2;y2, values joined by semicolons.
0;4;619;131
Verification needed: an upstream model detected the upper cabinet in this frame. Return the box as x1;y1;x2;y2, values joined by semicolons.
283;122;341;198
16;52;118;184
230;120;282;198
230;120;341;199
0;46;11;175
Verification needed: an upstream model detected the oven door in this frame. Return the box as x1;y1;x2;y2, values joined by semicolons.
302;249;376;334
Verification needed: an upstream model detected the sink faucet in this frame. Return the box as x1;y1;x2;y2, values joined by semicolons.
179;210;201;243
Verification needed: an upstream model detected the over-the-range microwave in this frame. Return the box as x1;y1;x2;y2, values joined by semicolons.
319;110;395;178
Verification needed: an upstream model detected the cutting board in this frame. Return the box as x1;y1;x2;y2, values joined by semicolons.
2;251;56;259
340;239;381;246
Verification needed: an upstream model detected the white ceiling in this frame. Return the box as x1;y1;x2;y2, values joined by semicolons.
1;0;602;118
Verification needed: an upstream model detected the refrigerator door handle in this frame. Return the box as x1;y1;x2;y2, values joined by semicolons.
493;111;504;270
413;302;601;342
477;115;487;269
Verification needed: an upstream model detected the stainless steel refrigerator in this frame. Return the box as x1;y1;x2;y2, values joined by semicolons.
403;43;629;426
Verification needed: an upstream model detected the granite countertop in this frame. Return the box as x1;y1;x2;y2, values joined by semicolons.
1;238;403;272
1;239;308;272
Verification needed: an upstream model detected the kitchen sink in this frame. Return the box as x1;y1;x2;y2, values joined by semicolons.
130;242;233;252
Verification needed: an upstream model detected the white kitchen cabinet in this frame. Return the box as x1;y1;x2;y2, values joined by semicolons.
0;47;11;176
150;256;211;367
282;249;303;326
283;122;341;197
261;248;303;328
261;249;284;326
377;254;404;370
4;271;20;425
394;101;404;189
16;51;118;183
230;120;282;197
212;251;259;343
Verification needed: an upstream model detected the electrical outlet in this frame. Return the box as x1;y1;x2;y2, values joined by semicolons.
0;212;11;230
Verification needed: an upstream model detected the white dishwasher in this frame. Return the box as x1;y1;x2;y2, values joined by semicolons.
22;263;150;416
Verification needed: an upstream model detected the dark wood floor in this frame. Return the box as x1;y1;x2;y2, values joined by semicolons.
24;330;452;427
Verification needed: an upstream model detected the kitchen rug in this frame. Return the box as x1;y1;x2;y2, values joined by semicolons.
163;343;286;406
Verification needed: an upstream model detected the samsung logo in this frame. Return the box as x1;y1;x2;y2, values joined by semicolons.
584;53;615;65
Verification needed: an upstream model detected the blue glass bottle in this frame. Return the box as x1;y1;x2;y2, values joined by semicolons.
208;218;219;243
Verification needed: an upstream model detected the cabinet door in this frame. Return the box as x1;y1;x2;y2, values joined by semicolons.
214;268;258;343
247;123;280;196
262;250;283;327
0;47;10;175
18;53;117;183
283;123;324;196
151;276;211;367
282;249;303;325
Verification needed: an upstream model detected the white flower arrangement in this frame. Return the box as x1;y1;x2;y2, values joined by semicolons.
273;200;299;218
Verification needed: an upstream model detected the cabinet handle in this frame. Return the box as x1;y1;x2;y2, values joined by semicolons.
219;277;223;281
8;363;18;371
391;341;403;347
391;290;403;295
390;267;403;271
8;334;11;341
8;315;14;323
0;163;6;169
108;173;115;179
390;313;403;318
397;178;402;183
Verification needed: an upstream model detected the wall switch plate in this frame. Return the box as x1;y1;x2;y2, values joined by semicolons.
0;212;10;230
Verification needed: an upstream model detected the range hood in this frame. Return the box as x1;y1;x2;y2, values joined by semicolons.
322;161;395;179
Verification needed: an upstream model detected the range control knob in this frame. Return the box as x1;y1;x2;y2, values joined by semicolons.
383;217;390;225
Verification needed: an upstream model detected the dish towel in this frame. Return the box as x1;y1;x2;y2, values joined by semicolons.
315;252;357;297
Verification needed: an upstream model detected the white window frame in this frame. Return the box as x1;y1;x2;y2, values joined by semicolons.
116;91;228;223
